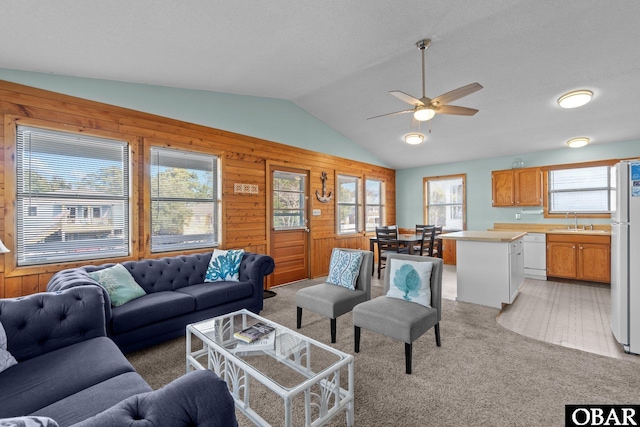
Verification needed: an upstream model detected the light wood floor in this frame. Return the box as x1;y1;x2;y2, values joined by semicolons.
438;265;639;362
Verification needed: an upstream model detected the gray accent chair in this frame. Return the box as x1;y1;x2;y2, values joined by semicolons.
353;253;443;374
296;248;373;343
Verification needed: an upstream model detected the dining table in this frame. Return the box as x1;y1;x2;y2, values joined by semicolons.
369;233;423;275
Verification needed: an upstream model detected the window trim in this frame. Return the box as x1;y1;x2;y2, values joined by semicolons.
3;116;139;277
542;159;617;219
336;172;363;235
423;173;467;231
143;139;222;256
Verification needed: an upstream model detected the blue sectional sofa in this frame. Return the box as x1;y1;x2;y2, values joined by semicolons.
47;251;275;353
0;286;238;426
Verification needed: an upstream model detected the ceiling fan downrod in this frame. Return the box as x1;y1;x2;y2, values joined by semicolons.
416;39;430;99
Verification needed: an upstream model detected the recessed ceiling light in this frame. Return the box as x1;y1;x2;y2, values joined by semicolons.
557;90;593;109
566;137;590;148
404;133;425;145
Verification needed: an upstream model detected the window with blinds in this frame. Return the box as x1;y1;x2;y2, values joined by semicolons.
150;147;219;252
337;174;362;234
548;165;614;213
16;126;130;266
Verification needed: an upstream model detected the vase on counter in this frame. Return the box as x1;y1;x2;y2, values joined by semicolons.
512;158;524;169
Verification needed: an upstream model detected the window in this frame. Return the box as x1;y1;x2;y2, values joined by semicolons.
337;174;362;234
365;179;384;231
273;170;306;229
16;126;129;266
424;174;466;230
150;147;219;252
548;164;614;214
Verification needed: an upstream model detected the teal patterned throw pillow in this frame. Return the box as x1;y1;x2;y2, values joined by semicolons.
205;249;244;282
386;259;433;308
88;264;146;307
326;250;364;290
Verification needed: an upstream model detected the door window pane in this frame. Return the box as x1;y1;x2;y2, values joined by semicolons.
273;171;306;229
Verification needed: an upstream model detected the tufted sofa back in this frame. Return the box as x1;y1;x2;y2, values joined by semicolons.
0;286;106;362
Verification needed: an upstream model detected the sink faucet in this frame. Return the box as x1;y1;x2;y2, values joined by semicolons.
565;211;578;230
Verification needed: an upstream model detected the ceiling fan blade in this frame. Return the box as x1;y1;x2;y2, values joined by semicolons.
436;105;479;116
430;82;483;107
390;91;425;107
367;109;414;120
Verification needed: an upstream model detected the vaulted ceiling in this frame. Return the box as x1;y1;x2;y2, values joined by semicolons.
2;1;639;169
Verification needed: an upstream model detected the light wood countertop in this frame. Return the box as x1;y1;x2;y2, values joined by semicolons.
490;222;611;236
440;230;526;242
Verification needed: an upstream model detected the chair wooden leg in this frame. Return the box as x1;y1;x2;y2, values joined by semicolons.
330;318;337;343
405;343;412;374
296;307;302;329
435;323;441;347
354;326;361;353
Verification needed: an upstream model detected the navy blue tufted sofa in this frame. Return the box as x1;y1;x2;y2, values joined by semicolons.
47;252;275;353
0;286;238;426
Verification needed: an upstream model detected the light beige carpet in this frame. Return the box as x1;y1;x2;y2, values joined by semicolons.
127;279;640;426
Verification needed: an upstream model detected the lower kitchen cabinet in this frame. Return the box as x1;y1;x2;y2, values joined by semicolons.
546;234;610;283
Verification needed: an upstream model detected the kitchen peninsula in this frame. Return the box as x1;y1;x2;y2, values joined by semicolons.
441;231;526;309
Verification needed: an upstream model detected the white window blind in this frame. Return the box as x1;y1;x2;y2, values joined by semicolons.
16;126;129;265
150;147;219;252
548;166;613;213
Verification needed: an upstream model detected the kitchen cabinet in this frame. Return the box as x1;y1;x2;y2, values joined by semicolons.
441;238;456;265
546;233;611;283
491;167;542;207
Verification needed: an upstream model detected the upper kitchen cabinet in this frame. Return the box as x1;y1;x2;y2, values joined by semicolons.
491;167;542;207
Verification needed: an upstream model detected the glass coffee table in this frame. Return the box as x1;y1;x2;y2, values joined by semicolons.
186;309;354;427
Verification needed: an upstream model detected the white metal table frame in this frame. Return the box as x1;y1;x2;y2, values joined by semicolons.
186;309;355;427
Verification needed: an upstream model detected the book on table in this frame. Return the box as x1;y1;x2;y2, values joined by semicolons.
233;321;276;343
232;331;275;353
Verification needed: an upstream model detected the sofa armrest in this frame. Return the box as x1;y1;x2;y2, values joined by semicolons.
0;286;106;362
47;267;113;326
239;253;275;292
70;370;238;427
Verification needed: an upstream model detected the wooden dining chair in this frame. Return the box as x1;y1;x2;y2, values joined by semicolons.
431;226;443;258
419;226;436;256
415;224;434;254
375;226;408;279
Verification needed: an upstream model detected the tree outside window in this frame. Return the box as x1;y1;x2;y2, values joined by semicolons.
365;179;384;231
337;174;362;234
424;174;466;231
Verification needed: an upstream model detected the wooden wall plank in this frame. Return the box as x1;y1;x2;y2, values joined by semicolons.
0;79;396;297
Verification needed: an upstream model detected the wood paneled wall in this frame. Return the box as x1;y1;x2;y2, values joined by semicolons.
0;80;395;297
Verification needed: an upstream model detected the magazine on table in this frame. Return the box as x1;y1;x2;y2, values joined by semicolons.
232;331;276;353
233;321;276;343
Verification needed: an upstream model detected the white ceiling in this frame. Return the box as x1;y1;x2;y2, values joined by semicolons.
1;0;639;169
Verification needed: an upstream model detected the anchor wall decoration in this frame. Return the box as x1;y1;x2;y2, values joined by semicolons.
316;171;333;203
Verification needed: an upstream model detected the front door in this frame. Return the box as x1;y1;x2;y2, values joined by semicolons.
270;167;310;287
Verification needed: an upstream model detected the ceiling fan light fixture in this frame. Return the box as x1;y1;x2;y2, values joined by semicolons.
557;90;593;109
404;133;425;145
413;107;435;121
566;137;590;148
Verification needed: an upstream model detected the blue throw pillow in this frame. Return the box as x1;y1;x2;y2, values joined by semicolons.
88;264;146;307
205;249;244;282
326;250;364;290
0;320;17;373
386;259;433;308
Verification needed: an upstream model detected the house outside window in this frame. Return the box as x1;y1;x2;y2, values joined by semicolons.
337;174;362;234
273;171;306;229
424;174;466;231
365;179;384;231
150;147;219;252
15;126;130;266
547;164;615;214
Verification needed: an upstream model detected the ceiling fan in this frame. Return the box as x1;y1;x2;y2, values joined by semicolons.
368;39;483;122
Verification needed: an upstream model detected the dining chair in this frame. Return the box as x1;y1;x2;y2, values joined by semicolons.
419;225;436;256
353;253;443;374
296;248;373;343
415;224;434;254
431;226;443;258
375;226;408;279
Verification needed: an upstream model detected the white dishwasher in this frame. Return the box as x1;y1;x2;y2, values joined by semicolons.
523;233;547;280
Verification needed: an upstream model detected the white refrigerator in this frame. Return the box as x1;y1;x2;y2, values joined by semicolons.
611;160;640;354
